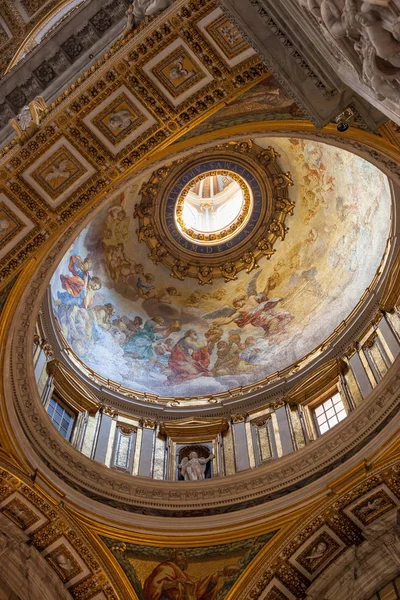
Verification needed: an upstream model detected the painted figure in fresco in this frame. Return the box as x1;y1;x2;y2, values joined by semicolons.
167;330;211;384
92;304;116;330
57;254;102;309
137;273;156;298
123;317;170;359
59;255;92;297
143;549;239;600
150;338;175;372
204;270;290;336
178;451;214;481
213;339;255;376
206;294;282;333
240;336;261;364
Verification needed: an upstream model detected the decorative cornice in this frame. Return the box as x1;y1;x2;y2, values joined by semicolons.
140;418;157;430
48;359;100;415
159;417;228;440
231;413;248;424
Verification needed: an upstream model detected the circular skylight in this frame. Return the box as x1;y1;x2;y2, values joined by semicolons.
175;170;252;244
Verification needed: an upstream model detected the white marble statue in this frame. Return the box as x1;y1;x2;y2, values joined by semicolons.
179;451;214;481
297;0;400;103
16;105;32;132
125;0;174;33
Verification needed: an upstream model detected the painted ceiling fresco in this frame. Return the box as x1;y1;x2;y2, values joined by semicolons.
101;533;275;600
50;138;391;398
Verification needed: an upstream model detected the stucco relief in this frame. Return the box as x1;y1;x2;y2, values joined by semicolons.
297;0;400;105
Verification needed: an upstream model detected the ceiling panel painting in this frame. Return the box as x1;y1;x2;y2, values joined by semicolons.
101;533;276;600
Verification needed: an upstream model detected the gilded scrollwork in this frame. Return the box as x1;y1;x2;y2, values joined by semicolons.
257;238;275;259
273;172;294;188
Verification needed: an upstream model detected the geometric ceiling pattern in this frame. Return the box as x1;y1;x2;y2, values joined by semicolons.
0;0;266;288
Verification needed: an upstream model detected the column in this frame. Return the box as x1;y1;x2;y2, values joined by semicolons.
231;414;250;472
275;403;294;456
348;350;373;398
93;408;114;464
138;419;156;477
378;315;400;361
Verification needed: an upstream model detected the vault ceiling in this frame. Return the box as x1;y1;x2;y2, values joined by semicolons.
49;136;392;400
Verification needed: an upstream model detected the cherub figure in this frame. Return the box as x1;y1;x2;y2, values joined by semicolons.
269;219;289;241
148;243;168;265
220;262;237;282
136;224;155;243
133;202;152;219
240;251;259;273
197;266;213;285
171;259;189;281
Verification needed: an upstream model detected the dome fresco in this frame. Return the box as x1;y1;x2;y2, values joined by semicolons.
50;137;392;399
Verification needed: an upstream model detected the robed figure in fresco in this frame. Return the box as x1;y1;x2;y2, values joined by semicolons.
143;549;239;600
57;255;102;309
167;330;211;384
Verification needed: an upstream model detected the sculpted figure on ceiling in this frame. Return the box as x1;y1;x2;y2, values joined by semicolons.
125;0;174;32
298;0;400;103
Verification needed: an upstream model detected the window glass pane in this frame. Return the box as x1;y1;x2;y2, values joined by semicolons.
335;399;345;411
314;393;348;436
326;407;335;419
46;398;74;440
319;422;329;434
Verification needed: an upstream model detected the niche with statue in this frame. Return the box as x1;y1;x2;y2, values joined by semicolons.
176;444;214;481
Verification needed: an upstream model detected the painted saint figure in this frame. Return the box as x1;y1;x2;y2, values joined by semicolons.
123;317;168;359
167;330;211;384
143;549;239;600
57;255;102;309
179;451;214;481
